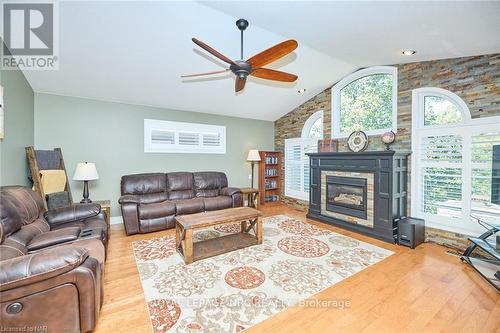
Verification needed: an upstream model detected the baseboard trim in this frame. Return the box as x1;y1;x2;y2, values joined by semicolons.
110;216;123;225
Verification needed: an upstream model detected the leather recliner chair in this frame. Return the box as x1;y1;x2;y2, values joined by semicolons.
0;186;108;332
119;172;243;235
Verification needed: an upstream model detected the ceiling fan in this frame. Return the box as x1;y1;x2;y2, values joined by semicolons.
182;19;298;93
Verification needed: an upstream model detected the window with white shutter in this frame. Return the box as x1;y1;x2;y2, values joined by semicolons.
144;119;225;154
411;87;500;234
284;112;322;201
285;138;318;201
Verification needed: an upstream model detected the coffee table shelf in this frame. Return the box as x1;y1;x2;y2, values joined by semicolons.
178;233;258;262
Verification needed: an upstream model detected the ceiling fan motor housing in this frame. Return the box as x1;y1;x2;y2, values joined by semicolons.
230;60;252;79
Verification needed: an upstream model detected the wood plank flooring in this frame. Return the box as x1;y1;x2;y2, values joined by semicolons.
95;204;500;333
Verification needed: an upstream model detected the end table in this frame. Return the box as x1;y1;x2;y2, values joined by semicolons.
240;188;260;210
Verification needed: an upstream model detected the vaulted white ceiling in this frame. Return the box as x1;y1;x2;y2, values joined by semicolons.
21;1;500;121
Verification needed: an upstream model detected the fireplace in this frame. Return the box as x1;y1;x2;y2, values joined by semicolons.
307;150;410;243
326;176;367;219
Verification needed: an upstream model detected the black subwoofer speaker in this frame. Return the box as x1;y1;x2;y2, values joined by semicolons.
397;217;425;249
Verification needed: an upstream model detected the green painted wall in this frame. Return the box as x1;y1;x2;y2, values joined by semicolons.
0;57;35;186
34;93;274;216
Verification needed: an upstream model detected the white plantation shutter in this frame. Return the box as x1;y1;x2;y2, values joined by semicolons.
151;130;175;145
144;119;225;154
420;134;463;219
202;133;221;147
285;138;318;201
178;132;199;146
471;132;500;218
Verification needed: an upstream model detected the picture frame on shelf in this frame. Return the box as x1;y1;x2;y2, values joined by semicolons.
318;138;338;152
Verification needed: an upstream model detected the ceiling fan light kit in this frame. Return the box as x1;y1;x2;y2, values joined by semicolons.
182;18;298;93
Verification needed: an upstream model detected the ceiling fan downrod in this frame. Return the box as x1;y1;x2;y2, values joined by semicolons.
236;18;249;60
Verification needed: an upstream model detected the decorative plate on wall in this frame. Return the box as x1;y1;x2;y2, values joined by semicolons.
347;131;368;152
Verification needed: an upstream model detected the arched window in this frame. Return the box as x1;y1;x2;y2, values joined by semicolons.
301;111;323;139
285;112;322;201
332;66;397;138
411;87;500;235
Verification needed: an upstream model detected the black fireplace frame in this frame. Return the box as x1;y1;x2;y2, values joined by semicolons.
326;175;368;219
307;150;411;243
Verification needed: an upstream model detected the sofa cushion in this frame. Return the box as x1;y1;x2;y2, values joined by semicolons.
139;201;176;220
167;172;195;200
27;227;81;252
139;216;176;233
0;238;28;261
0;186;45;235
194;172;228;197
121;173;167;195
8;219;51;248
203;196;233;211
173;198;204;215
119;192;168;205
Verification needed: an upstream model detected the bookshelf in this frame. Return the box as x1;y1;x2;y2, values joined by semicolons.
258;151;282;205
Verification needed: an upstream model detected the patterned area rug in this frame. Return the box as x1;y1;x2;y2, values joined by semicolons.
132;215;393;333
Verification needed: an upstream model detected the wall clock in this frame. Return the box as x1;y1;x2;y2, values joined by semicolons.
347;131;368;152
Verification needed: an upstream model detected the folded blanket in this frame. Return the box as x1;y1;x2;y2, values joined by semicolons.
39;169;67;194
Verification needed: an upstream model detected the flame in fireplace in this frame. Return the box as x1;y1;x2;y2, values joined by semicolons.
333;193;363;206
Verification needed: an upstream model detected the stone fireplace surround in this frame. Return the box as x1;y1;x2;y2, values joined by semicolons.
307;150;410;243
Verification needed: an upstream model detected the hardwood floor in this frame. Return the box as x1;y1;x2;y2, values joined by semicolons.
95;204;500;333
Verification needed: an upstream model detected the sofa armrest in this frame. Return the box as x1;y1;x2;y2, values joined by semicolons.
120;202;140;235
0;246;89;291
44;203;101;227
220;187;241;197
221;187;243;208
118;194;141;204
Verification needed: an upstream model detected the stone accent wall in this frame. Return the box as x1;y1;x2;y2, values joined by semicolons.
274;53;500;247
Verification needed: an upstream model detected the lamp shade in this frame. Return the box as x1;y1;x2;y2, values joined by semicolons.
246;149;261;162
73;162;99;181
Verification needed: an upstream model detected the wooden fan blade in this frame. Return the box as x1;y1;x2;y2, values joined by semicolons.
235;77;247;92
192;38;237;66
247;40;298;68
251;68;298;82
181;69;229;78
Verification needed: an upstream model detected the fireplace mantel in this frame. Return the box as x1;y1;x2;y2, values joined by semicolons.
306;150;411;243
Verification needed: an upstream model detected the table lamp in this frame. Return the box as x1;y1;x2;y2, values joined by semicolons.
73;162;99;203
246;149;261;188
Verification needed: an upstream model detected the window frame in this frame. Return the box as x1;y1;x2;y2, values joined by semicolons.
144;119;226;154
411;87;500;235
331;66;398;139
301;110;324;139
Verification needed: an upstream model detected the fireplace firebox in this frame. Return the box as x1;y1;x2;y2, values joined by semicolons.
326;176;367;219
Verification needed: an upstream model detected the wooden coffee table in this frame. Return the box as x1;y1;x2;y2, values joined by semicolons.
175;207;262;264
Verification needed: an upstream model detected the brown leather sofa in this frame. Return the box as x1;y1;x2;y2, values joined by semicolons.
0;186;108;333
119;172;242;235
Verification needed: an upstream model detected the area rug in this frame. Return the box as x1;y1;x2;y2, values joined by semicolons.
132;215;393;333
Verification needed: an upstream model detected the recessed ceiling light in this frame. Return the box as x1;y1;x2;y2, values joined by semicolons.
401;50;416;56
298;88;306;93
